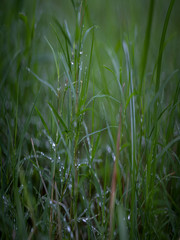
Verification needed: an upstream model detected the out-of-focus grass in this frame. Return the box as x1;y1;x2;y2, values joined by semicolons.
0;0;180;239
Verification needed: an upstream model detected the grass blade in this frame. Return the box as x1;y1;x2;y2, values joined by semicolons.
27;68;58;96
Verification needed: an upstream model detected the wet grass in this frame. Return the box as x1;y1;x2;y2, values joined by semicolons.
0;0;180;239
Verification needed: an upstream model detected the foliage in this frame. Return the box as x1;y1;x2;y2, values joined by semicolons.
0;0;180;239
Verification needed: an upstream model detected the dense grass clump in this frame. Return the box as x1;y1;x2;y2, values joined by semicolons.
0;0;180;239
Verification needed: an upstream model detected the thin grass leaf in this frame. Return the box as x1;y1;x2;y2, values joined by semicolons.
18;12;28;25
140;0;155;93
14;91;40;240
14;188;28;239
86;93;120;107
53;18;72;48
60;54;76;101
106;49;126;109
157;136;180;160
27;68;58;96
48;102;68;131
81;25;95;48
91;133;100;160
103;65;116;76
155;0;176;94
78;125;117;144
147;70;178;114
123;40;138;238
44;36;60;81
50;23;68;62
70;0;75;11
85;27;94;94
35;106;50;135
64;20;73;47
125;91;138;111
103;104;115;152
118;205;128;240
48;104;72;162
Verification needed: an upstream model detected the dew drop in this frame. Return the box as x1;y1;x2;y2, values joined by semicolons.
106;145;111;153
112;153;116;162
67;225;71;233
18;184;24;194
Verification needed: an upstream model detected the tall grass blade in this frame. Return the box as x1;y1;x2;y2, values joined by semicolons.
155;0;176;94
140;0;155;93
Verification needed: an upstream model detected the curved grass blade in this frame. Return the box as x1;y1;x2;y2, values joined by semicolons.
157;136;180;160
86;93;120;107
35;106;50;135
50;23;67;61
155;0;176;94
78;126;118;145
81;25;95;48
27;68;58;96
48;102;68;131
53;17;72;48
44;36;60;82
48;104;72;162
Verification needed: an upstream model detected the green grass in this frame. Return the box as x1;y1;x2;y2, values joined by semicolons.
0;0;180;239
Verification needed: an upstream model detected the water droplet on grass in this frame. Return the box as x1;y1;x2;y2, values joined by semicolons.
18;184;24;194
67;225;71;232
112;153;116;161
106;145;111;153
82;217;88;223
